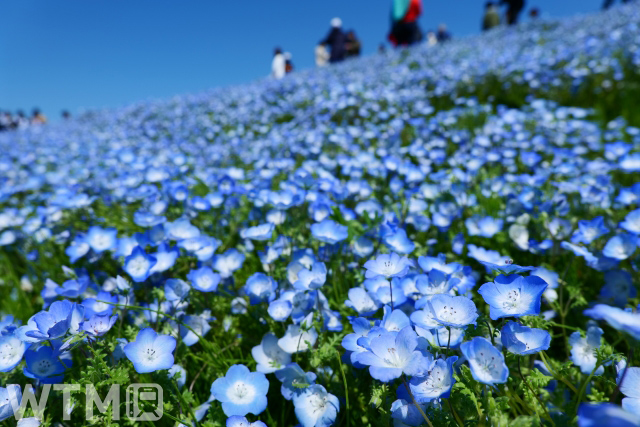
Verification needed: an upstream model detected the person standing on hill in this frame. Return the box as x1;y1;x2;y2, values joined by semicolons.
321;18;347;63
345;31;362;58
271;48;286;79
501;0;525;25
483;2;501;31
388;0;423;47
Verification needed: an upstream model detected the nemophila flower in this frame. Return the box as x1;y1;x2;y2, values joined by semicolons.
383;228;415;254
55;277;89;298
123;328;176;373
379;305;411;332
82;314;118;337
391;398;427;427
415;325;466;349
620;209;640;235
179;314;211;346
17;417;40;427
570;325;604;375
466;216;503;238
226;416;267;427
123;246;156;282
292;384;339;427
85;226;118;254
560;241;598;264
603;234;637;260
210;364;269;417
169;364;187;388
213;249;246;279
164;279;191;302
187;266;221;293
571;216;609;244
577;403;640;427
345;287;381;317
479;261;535;276
426;294;478;328
0;385;22;421
24;345;67;383
148;242;179;274
240;223;274;241
618;365;640;416
243;273;277;305
364;252;415;279
278;313;318;353
599;270;636;307
478;274;547;320
409;356;458;403
355;326;429;382
115;275;131;293
500;321;551;355
467;244;510;269
165;218;200;240
275;362;317;400
531;267;559;303
460;337;509;385
0;332;26;372
252;332;291;374
293;262;327;291
310;219;348;244
584;304;640;340
82;291;117;317
21;300;83;342
268;299;292;322
65;234;90;263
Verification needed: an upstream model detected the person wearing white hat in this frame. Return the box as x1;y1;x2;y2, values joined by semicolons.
321;17;347;63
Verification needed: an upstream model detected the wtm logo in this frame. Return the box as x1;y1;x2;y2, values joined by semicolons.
5;383;163;421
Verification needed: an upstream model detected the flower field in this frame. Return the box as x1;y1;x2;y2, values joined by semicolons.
1;4;640;427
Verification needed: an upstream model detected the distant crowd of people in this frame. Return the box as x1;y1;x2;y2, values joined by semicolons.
0;109;71;132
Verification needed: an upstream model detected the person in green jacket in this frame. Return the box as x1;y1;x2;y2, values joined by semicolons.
482;1;501;31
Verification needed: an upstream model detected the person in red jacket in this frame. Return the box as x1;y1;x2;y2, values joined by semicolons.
388;0;423;47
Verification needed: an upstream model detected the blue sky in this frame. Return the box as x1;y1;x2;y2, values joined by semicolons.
0;0;605;119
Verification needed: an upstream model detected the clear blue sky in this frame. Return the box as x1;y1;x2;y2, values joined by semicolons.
0;0;605;119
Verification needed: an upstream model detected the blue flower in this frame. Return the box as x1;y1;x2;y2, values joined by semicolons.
123;246;157;282
310;219;348;244
599;270;636;307
584;304;640;340
383;228;415;254
213;249;246;279
571;216;609;244
345;287;381;317
0;385;22;421
164;279;191;302
149;242;179;274
24;345;67;383
86;226;118;253
240;223;274;241
391;398;427;427
292;384;339;427
188;267;221;293
82;314;118;337
55;277;89;298
363;252;415;279
620;209;640;235
179;314;211;347
226;416;267;427
123;328;176;373
409;356;458;402
82;291;117;317
275;362;317;400
460;337;509;385
466;216;503;238
20;300;83;342
500;321;551;355
569;325;604;375
478;274;547;320
243;273;278;305
355;326;429;382
267;299;292;322
426;294;478;328
251;332;291;374
211;364;269;416
618;364;640;416
603;234;637;260
293;262;327;291
577;403;640;427
278;313;318;353
0;332;26;372
65;234;90;263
